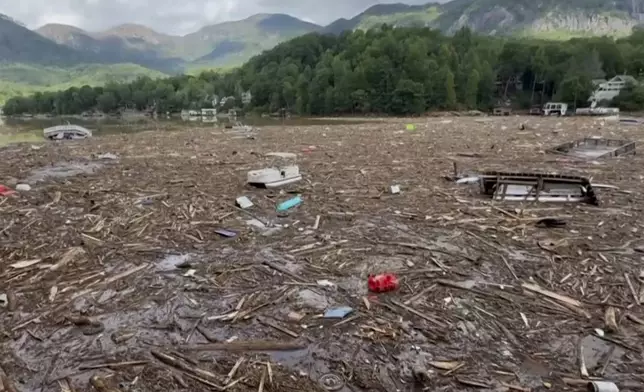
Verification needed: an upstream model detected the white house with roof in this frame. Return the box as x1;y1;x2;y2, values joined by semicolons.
241;90;252;105
588;75;638;104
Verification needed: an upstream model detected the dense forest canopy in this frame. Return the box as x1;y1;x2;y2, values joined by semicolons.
4;26;644;116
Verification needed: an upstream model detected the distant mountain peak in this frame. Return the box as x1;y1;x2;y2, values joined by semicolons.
100;23;171;39
246;13;308;21
194;13;320;36
37;23;88;35
362;2;431;15
0;13;25;26
245;13;275;20
0;13;93;66
256;13;322;33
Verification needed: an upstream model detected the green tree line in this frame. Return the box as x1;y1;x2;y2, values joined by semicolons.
4;26;644;116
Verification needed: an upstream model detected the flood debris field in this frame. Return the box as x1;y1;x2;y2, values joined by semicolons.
1;116;644;392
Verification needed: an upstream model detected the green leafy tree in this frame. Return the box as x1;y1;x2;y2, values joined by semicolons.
613;82;644;111
441;68;457;110
96;92;117;113
465;69;480;109
392;79;425;114
556;74;594;108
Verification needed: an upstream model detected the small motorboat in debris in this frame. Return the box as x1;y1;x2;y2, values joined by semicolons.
43;124;92;140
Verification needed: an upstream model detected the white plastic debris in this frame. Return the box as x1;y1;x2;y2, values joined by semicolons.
287;311;305;321
390;185;401;194
245;219;266;229
317;280;336;288
323;306;353;319
456;176;480;184
97;153;118;160
248;166;302;188
16;184;31;191
265;152;297;159
591;184;619;190
588;381;619;392
236;196;253;209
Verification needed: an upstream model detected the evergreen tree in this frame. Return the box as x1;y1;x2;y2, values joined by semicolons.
465;69;480;109
444;70;457;110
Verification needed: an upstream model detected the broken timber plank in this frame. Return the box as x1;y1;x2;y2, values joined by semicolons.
390;299;448;328
522;283;582;307
180;340;306;352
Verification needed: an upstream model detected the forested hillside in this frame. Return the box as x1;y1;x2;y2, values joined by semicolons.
4;26;644;116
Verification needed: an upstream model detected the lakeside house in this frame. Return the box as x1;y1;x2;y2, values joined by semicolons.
588;75;638;104
219;96;235;108
201;108;217;117
241;90;252;105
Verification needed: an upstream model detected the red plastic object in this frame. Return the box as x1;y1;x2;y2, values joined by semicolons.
368;273;399;293
0;185;16;197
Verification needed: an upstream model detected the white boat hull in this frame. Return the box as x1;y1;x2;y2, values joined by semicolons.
43;125;92;140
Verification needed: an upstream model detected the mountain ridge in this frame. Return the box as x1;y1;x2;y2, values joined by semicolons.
2;0;644;92
35;13;322;68
323;0;644;36
31;0;644;69
0;14;96;65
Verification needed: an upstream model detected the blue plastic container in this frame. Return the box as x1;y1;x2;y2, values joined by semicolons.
276;195;302;211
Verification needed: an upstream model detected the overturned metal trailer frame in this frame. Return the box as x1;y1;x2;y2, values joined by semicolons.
479;171;599;205
547;137;635;160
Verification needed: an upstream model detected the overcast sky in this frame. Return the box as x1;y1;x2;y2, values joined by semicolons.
1;0;440;35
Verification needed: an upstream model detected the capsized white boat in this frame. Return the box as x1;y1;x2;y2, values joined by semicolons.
43;124;92;140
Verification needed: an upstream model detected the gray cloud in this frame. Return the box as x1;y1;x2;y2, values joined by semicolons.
0;0;441;35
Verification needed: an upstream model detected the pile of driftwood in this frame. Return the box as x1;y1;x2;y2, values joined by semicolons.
1;116;643;391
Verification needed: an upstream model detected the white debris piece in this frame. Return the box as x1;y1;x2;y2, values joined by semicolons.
97;153;118;160
236;196;253;209
456;177;480;185
317;280;336;288
265;152;297;159
247;165;301;188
